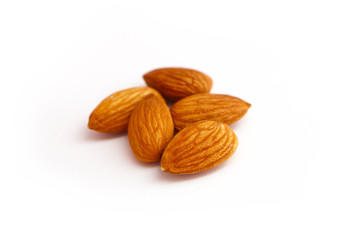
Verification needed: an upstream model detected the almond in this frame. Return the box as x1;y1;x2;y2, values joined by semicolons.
143;67;213;101
128;95;174;162
171;93;251;130
88;87;164;133
161;120;238;174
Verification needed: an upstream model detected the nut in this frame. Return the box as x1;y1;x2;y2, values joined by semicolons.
171;93;251;130
143;67;213;101
88;87;164;133
161;120;238;174
128;95;174;162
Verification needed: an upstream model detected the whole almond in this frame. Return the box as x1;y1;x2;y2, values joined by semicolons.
143;67;213;101
161;120;238;174
88;87;164;133
128;95;174;162
171;93;251;130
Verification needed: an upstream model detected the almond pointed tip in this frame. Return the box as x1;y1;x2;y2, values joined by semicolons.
87;120;94;130
142;73;149;80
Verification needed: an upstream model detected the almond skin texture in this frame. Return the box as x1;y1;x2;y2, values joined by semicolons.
171;93;251;130
128;95;174;163
88;87;164;133
161;120;238;174
143;67;213;101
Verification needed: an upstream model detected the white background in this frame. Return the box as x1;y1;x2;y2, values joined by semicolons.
1;0;351;239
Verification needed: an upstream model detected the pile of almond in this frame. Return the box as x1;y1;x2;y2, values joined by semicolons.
88;68;251;175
